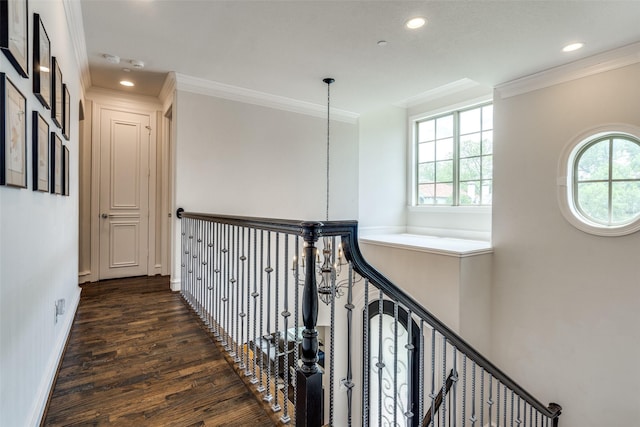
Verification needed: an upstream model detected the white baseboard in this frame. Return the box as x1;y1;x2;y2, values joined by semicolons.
170;278;181;292
29;287;81;426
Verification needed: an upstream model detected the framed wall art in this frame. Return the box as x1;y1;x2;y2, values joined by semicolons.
63;84;70;140
0;0;29;77
50;132;62;194
33;13;51;109
51;56;63;128
1;73;27;188
32;111;49;192
63;145;69;196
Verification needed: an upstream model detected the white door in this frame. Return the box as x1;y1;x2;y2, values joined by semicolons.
99;108;150;279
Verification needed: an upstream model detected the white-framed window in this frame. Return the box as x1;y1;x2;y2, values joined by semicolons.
558;125;640;236
414;103;493;206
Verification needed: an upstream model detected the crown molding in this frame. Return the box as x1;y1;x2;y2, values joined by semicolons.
496;42;640;99
395;78;484;109
159;72;177;110
174;73;359;124
62;0;91;93
86;86;163;111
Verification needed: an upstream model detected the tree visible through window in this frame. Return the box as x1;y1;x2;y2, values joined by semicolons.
574;134;640;226
416;103;493;206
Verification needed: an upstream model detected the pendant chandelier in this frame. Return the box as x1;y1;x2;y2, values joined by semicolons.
316;77;349;305
292;78;354;305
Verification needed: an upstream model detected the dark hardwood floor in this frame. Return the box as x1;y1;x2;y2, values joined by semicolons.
42;276;275;426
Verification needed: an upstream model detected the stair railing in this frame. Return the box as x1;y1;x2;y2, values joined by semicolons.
176;209;561;427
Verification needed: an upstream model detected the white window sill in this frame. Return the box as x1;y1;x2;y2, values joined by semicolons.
408;205;492;214
359;233;493;258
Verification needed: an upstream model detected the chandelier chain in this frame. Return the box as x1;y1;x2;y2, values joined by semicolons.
325;79;331;222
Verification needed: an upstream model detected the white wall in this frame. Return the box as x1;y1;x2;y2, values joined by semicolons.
0;1;82;425
492;62;640;426
359;242;492;355
171;90;359;287
358;105;406;232
174;90;359;220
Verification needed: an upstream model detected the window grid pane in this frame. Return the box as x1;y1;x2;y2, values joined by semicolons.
416;103;493;206
573;134;640;226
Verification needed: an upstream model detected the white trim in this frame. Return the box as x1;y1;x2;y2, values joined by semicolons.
396;78;483;109
30;288;81;426
557;124;640;237
78;270;91;284
408;95;493;123
159;72;176;110
170;278;181;292
408;205;492;215
62;0;91;92
86;87;163;111
360;234;493;258
358;225;407;237
405;226;491;242
174;73;359;124
497;42;640;99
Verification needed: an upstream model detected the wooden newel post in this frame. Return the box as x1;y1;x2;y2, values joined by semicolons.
296;222;323;427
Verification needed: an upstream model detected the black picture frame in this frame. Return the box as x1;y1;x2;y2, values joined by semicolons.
1;73;27;188
62;145;69;196
0;0;28;77
32;110;49;192
63;84;70;140
51;56;63;128
33;13;51;109
50;131;62;194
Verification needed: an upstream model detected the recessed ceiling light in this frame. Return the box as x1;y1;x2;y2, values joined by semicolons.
377;40;388;47
405;17;426;30
562;42;584;52
120;80;134;87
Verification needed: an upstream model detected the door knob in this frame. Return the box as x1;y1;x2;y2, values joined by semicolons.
101;213;108;219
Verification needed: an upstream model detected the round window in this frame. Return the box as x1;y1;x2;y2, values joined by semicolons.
559;127;640;236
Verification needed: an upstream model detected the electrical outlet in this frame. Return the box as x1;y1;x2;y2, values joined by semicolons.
54;299;66;324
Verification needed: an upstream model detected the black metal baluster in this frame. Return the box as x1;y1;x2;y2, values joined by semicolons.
251;228;259;385
329;238;336;427
441;336;447;427
233;225;240;362
280;234;291;424
214;221;220;337
239;227;247;370
362;279;370;426
293;236;300;424
223;224;231;350
272;233;281;413
393;300;399;426
343;263;355;427
257;230;266;394
264;231;274;404
405;308;415;425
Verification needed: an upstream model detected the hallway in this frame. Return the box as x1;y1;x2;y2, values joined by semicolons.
42;276;275;426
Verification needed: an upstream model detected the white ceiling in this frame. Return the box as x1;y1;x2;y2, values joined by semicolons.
80;0;640;115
